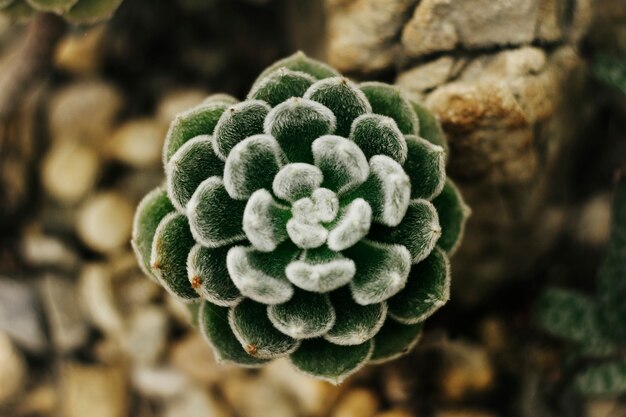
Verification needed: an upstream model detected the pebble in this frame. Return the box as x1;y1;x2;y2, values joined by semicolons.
331;388;380;417
15;383;58;416
163;387;230;417
40;140;100;204
156;89;208;124
55;26;105;74
169;333;228;386
221;375;298;417
0;278;47;353
586;399;625;417
48;81;123;145
132;366;189;399
76;191;134;253
574;193;612;247
439;342;494;400
374;410;414;417
0;331;26;405
106;118;166;168
61;362;128;417
79;263;124;337
20;227;79;271
434;411;497;417
122;306;169;365
39;275;89;352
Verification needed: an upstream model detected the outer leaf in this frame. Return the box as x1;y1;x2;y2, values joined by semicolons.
166;135;224;211
243;189;290;252
248;68;316;107
213;100;270;160
223;134;285;200
268;290;335;339
432;179;471;254
325;287;387;346
305;77;371;137
0;1;34;20
226;245;296;305
203;93;238;106
537;287;600;343
290;338;373;385
346;240;411;305
131;187;175;279
251;51;340;93
404;135;446;200
387;247;450;324
411;101;448;154
150;213;199;301
65;0;122;24
371;200;441;264
264;97;335;163
187;244;242;307
199;302;268;367
575;360;626;397
26;0;77;13
163;102;230;164
312;135;369;195
360;82;419;135
229;299;299;359
370;318;423;364
350;114;408;164
285;248;355;293
187;177;247;248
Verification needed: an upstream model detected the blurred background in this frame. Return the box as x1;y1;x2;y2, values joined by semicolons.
0;0;625;416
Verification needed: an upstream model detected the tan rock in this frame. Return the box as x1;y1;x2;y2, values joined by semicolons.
438;341;494;401
331;388;380;417
79;263;124;337
122;306;168;365
55;26;105;74
396;56;455;101
169;333;232;386
76;191;134;253
132;366;189;399
375;410;414;417
41;140;100;204
20;226;79;270
156;89;209;124
106;118;166;168
0;331;26;405
16;383;58;416
163;387;230;417
573;193;612;247
435;410;496;417
221;374;298;417
61;362;128;417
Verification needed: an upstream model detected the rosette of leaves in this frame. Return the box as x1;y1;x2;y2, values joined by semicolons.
132;52;470;383
537;176;626;397
0;0;123;23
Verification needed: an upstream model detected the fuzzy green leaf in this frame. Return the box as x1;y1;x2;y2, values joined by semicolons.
410;101;448;154
131;187;175;279
0;1;34;19
213;100;270;160
350;114;408;164
243;189;290;252
404;135;446;200
537;288;600;343
163;102;230;164
223;134;285;200
264;97;335;163
371;200;441;264
575;360;626;397
199;302;268;367
312;135;369;195
327;198;372;251
26;0;77;12
150;213;200;301
187;177;247;248
65;0;123;24
187;244;242;307
388;247;450;324
248;68;316;107
273;163;323;202
593;55;626;94
290;338;373;385
305;77;371;137
360;82;419;135
229;299;299;359
285;247;355;293
226;245;296;305
325;287;387;346
432;180;470;254
251;51;341;93
370;318;423;364
346;240;411;305
166;135;224;211
268;290;335;339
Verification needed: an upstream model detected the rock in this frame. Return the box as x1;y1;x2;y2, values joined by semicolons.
48;81;123;145
374;410;414;417
122;306;168;365
79;263;124;337
76;191;134;253
20;227;79;271
0;278;47;353
61;362;128;417
479;318;508;353
15;383;58;416
39;275;89;352
106;118;166;168
325;0;416;73
165;296;197;327
0;331;26;405
395;56;456;101
55;26;105;74
132;366;189;399
116;274;162;307
41;140;100;204
156;89;208;124
263;358;338;416
331;389;380;417
586;399;626;417
169;333;231;386
434;411;497;417
437;341;494;401
163;388;230;417
221;375;298;417
573;193;612;247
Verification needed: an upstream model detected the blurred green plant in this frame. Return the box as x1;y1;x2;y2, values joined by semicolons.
0;0;122;24
537;175;626;397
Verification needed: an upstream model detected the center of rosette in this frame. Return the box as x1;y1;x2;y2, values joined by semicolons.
286;188;339;249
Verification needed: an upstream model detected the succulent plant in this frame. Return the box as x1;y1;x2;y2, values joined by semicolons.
132;52;470;383
0;0;123;24
537;175;626;397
